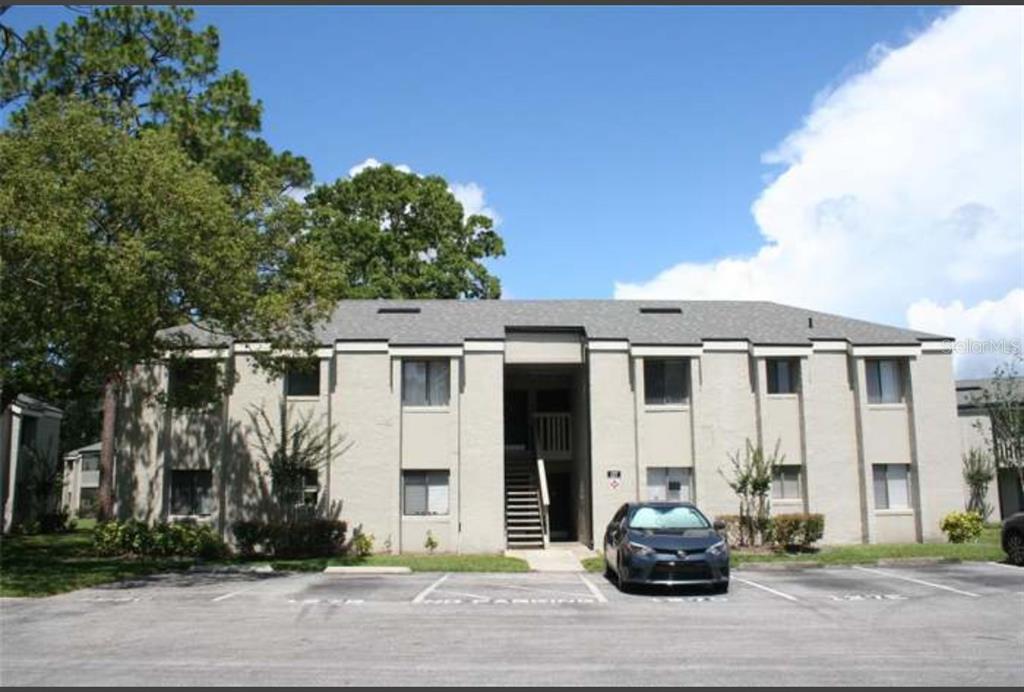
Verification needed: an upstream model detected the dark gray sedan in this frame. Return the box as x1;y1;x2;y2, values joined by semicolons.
603;502;730;592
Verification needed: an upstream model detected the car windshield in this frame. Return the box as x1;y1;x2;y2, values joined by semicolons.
628;505;709;531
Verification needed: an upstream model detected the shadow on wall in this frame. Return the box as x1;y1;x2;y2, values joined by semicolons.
116;366;350;533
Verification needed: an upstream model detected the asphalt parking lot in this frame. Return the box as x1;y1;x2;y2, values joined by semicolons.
1;562;1021;686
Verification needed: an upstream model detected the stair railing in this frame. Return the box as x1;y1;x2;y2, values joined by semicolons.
536;456;550;548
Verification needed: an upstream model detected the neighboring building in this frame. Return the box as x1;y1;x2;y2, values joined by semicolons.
956;378;1024;519
62;442;101;518
115;300;963;551
0;395;64;532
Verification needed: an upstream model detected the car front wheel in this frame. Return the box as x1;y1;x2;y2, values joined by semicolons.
616;557;631;593
1005;530;1024;566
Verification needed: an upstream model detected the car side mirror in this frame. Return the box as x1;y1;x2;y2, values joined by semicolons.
713;519;726;532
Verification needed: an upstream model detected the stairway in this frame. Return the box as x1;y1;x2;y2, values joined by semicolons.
504;457;545;549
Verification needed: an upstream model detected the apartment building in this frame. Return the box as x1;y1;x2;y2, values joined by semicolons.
115;300;963;552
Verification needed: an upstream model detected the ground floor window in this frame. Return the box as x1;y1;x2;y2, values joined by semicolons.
872;463;911;510
772;465;803;500
646;467;692;502
170;469;213;516
78;487;98;517
402;470;450;516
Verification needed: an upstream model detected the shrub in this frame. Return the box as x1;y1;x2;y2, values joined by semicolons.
351;527;374;558
424;530;438;554
715;515;744;546
38;508;76;534
231;519;348;559
768;513;826;551
940;511;984;544
91;520;227;559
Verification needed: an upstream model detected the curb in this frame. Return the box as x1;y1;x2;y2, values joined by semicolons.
323;566;412;575
736;561;824;571
737;556;964;571
189;564;275;574
876;557;961;567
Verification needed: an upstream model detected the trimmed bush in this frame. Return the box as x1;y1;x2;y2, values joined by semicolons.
231;519;347;559
768;513;826;550
940;511;984;544
91;520;227;559
715;515;744;546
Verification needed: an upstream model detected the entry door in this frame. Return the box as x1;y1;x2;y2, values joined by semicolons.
547;471;575;541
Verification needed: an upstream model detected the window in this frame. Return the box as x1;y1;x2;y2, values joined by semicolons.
402;470;450;515
81;455;100;472
628;505;710;530
167;359;219;409
643;359;689;405
301;468;320;509
646;467;693;502
866;359;904;404
285;360;320;397
873;464;911;510
767;359;799;394
169;470;213;516
402;360;450;407
18;416;37;448
772;466;803;500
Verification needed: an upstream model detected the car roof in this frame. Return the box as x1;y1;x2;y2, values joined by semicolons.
627;501;699;509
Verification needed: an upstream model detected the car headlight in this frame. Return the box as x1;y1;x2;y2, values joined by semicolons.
706;539;728;557
626;541;655;557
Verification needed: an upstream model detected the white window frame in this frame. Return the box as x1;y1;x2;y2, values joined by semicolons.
865;359;905;405
285;360;321;398
872;463;912;510
643;358;690;407
402;360;451;408
771;465;803;500
766;358;799;395
402;470;450;516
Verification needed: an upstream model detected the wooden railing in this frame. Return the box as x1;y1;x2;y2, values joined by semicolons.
533;412;572;460
536;456;550;548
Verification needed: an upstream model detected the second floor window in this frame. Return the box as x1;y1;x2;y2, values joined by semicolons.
866;359;904;404
644;358;689;406
285;360;320;397
167;359;219;410
402;359;450;407
767;359;799;394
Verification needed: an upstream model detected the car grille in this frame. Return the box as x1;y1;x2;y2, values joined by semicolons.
651;562;712;581
654;547;705;556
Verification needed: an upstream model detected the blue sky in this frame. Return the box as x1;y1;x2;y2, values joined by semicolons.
7;7;1021;376
8;5;946;298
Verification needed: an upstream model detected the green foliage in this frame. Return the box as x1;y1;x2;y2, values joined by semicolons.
424;530;439;554
940;511;985;544
968;356;1024;494
714;514;745;546
351;527;375;558
247;400;338;522
769;513;825;550
719;439;783;547
230;519;348;559
962;448;995;520
92;519;227;559
306;163;505;299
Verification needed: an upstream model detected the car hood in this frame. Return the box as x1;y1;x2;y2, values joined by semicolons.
626;528;723;551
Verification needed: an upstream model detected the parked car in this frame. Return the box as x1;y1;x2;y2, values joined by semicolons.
1001;512;1024;566
603;502;730;593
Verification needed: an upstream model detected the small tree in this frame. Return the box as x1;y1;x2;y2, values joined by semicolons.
248;401;337;523
962;448;995;520
971;356;1024;504
719;439;783;547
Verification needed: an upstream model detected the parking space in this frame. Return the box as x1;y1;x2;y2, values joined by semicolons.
2;562;1021;685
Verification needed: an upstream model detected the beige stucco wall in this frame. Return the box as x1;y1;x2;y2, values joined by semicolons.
505;333;583;365
874;511;918;543
692;351;759;521
908;353;966;541
588;349;637;533
802;352;865;544
458;351;505;553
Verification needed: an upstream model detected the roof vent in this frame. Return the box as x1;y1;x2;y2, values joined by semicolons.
808;317;814;329
639;307;682;315
377;307;421;315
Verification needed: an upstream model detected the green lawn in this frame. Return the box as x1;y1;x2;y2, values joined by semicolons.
581;527;1007;572
0;527;190;598
327;553;530;572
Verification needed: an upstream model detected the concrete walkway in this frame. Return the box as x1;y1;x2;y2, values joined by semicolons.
505;543;594;572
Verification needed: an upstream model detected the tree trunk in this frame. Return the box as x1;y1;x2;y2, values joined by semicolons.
97;373;119;521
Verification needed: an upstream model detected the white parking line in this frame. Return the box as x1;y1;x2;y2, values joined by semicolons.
578;574;609;604
732;576;799;602
411;573;450;604
211;582;265;603
852;566;980;598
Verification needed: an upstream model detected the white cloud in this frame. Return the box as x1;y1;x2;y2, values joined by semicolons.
450;181;502;225
614;7;1023;377
907;289;1024;377
347;157;412;177
346;158;500;224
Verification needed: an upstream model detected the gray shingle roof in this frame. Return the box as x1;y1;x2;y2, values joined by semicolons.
956;377;1024;409
159;300;949;346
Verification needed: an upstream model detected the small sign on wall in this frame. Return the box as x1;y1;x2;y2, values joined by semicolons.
607;470;622;490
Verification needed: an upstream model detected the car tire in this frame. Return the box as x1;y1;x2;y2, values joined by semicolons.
1005;530;1024;566
604;559;615;581
711;581;729;595
616;557;631;593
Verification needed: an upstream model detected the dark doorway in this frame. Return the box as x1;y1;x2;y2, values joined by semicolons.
547;471;575;541
504;390;529;448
